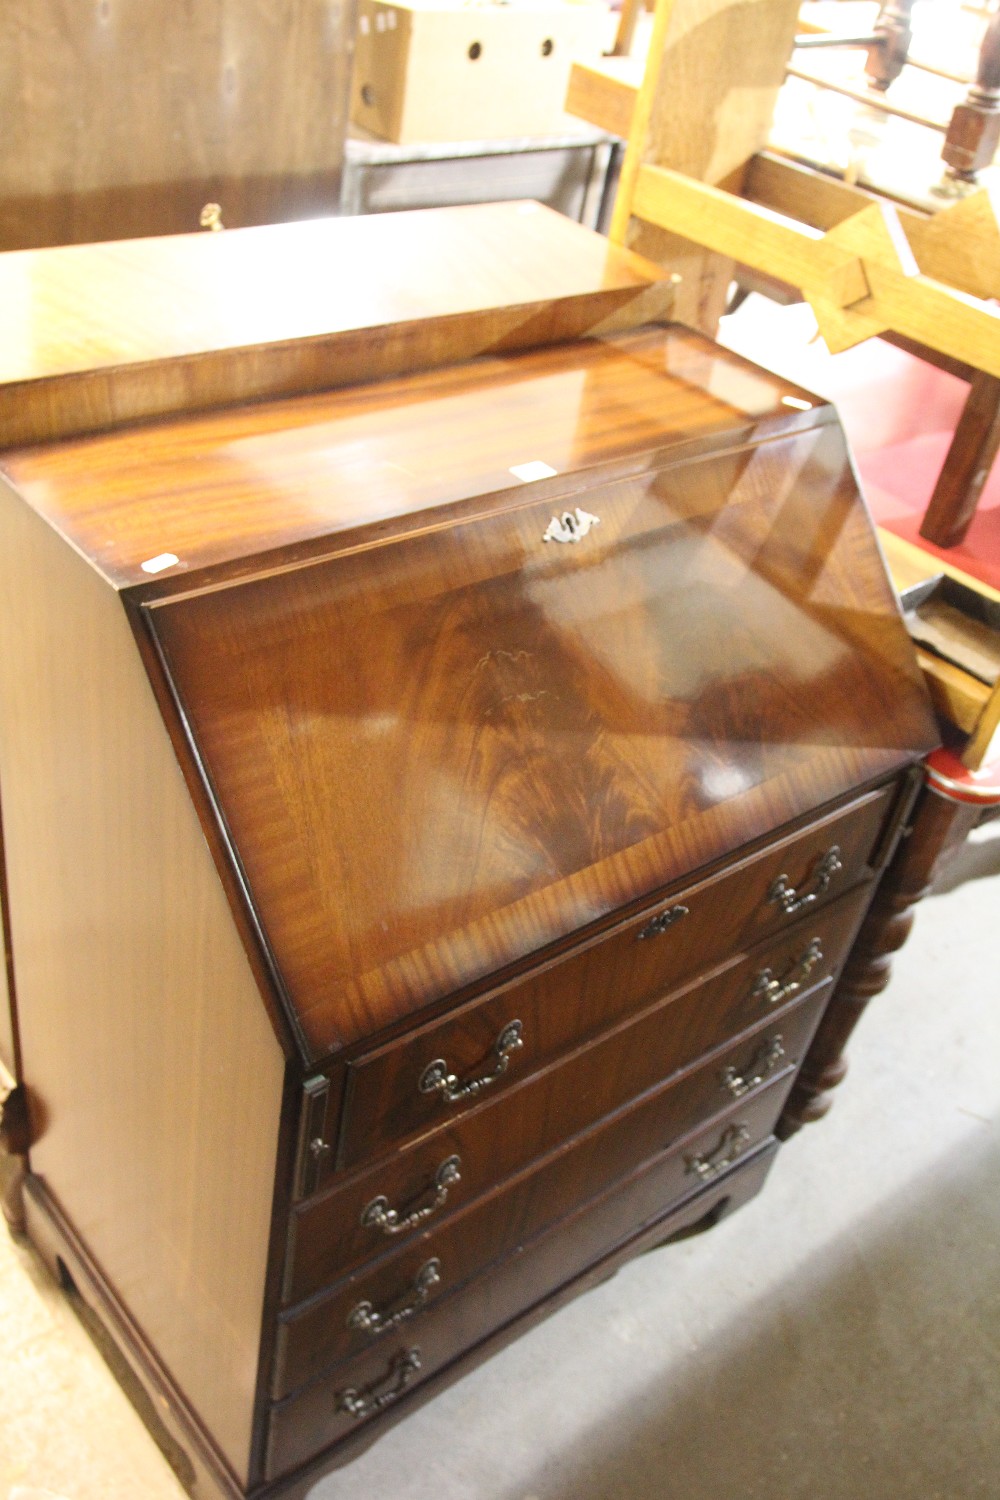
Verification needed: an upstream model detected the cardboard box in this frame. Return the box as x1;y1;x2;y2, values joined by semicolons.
351;0;613;144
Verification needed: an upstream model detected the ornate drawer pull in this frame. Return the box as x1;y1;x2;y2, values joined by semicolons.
347;1258;441;1339
685;1123;751;1182
750;937;824;1007
721;1036;785;1099
419;1020;524;1103
638;904;689;941
336;1347;422;1419
361;1156;462;1237
768;846;843;915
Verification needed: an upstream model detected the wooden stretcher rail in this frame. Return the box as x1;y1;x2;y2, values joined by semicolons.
632;163;1000;377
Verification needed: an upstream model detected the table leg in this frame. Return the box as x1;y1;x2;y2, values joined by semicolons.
920;370;1000;548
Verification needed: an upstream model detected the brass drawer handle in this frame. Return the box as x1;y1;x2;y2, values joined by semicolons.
336;1348;421;1419
768;846;843;915
347;1258;441;1339
685;1123;751;1182
361;1156;462;1237
749;937;824;1007
419;1020;524;1103
721;1036;785;1099
638;904;689;940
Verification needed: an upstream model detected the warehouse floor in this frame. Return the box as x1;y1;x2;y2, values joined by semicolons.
1;816;998;1500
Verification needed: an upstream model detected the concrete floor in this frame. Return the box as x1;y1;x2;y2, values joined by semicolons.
1;817;998;1500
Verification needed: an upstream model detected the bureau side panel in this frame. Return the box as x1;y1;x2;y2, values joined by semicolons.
0;479;285;1483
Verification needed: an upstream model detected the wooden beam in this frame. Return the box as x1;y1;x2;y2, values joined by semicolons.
746;152;923;232
879;528;1000;765
565;58;642;140
746;154;1000;301
609;0;801;334
632;164;870;303
633;163;1000;379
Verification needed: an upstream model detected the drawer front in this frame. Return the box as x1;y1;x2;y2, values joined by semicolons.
266;1080;790;1478
336;781;895;1168
287;882;869;1301
274;990;824;1397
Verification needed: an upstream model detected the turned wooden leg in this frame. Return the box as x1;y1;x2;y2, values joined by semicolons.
777;757;994;1137
941;8;1000;186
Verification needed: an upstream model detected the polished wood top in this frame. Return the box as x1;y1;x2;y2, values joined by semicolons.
126;327;937;1061
3;326;824;593
0;202;673;447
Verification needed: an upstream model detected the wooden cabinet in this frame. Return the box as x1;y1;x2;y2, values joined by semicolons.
0;208;937;1499
0;0;356;250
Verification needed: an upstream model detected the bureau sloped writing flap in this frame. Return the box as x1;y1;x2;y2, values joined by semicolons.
145;411;936;1062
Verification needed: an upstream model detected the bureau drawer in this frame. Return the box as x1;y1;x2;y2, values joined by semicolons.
266;1078;790;1478
288;882;869;1300
335;786;893;1169
275;989;823;1397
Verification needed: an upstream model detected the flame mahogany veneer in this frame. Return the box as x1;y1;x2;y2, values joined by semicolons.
0;207;937;1500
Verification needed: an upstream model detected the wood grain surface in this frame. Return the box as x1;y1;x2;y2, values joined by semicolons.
0;480;287;1481
287;883;870;1301
566;55;644;140
275;995;822;1396
265;1084;791;1478
610;0;801;332
0;0;355;251
136;353;936;1060
3;324;802;589
0;203;673;448
334;803;887;1167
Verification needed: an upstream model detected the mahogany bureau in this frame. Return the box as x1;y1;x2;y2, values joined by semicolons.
0;207;938;1499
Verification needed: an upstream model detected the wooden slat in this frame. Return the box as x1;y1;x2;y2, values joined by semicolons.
854;258;1000;376
785;64;949;132
879;528;1000;607
878;529;1000;765
746;152;925;232
634;163;1000;378
632;164;870;303
746;154;1000;301
566;57;642;139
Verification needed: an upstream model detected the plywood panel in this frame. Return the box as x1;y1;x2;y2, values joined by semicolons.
0;483;287;1482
